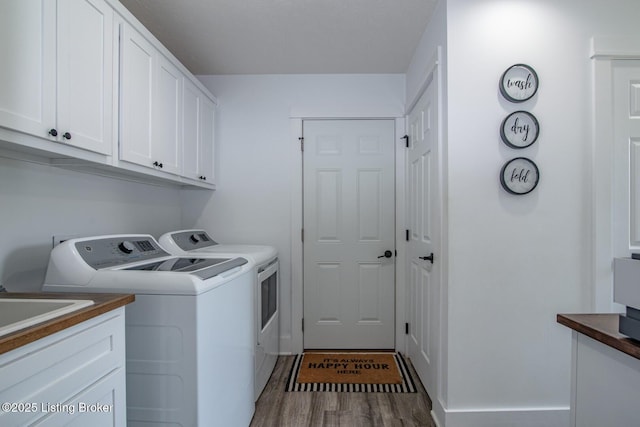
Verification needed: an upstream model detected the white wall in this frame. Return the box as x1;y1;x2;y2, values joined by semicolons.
406;0;447;108
183;74;405;353
411;0;640;425
0;155;182;292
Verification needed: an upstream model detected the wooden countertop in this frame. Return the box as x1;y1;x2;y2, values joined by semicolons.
557;313;640;360
0;292;134;355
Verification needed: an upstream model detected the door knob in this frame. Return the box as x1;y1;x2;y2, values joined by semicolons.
378;250;393;259
419;253;434;263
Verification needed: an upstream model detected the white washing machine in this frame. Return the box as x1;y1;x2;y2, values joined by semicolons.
42;234;256;427
158;229;279;400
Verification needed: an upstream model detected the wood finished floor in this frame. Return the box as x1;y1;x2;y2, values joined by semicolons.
250;355;435;427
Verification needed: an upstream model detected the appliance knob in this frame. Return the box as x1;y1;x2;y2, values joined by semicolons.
189;234;201;244
118;241;135;254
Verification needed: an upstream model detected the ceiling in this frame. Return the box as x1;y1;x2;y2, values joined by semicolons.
118;0;438;75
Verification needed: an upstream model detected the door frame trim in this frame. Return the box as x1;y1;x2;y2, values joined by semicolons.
289;116;406;354
591;36;640;312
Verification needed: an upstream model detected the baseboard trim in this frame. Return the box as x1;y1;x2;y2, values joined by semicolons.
439;406;570;427
431;409;443;427
279;334;293;355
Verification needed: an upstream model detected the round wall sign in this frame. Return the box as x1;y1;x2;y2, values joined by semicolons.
500;111;539;149
499;64;539;103
500;157;539;195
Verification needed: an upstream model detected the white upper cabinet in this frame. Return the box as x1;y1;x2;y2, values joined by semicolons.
0;0;56;140
182;79;201;180
119;23;154;167
0;0;216;188
199;96;216;185
56;0;114;155
183;78;215;184
120;23;182;176
0;0;113;156
153;55;182;175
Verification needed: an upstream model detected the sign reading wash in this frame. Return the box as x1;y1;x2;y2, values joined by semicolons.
297;353;403;384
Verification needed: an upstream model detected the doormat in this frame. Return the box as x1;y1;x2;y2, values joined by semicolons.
285;352;417;392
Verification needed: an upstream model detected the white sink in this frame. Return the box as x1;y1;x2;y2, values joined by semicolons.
0;298;94;337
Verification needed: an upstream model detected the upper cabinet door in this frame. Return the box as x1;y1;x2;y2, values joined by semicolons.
56;0;113;155
200;96;216;185
153;55;182;175
0;0;55;138
120;23;154;167
183;78;215;185
182;78;201;181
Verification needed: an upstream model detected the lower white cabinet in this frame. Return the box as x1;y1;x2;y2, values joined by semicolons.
571;332;640;427
0;308;127;427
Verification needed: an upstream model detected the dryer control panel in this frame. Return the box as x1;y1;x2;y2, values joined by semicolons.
74;236;169;269
168;230;219;251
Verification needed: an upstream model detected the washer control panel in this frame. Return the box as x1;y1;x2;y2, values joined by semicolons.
74;236;169;269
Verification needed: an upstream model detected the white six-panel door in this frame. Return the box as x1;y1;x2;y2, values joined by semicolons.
613;60;640;258
303;119;396;349
406;77;440;396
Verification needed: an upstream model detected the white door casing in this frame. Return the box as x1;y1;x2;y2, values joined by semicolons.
406;75;440;396
303;119;396;349
613;60;640;258
591;38;640;312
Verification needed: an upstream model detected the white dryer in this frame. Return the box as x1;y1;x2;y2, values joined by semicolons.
43;234;255;427
158;229;279;400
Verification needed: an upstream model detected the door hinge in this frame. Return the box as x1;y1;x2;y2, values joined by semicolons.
405;322;409;335
301;228;304;242
299;137;304;151
405;229;410;241
302;318;304;332
401;135;409;148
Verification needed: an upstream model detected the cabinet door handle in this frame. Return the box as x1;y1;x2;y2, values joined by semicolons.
62;132;71;140
48;129;58;137
153;161;164;168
